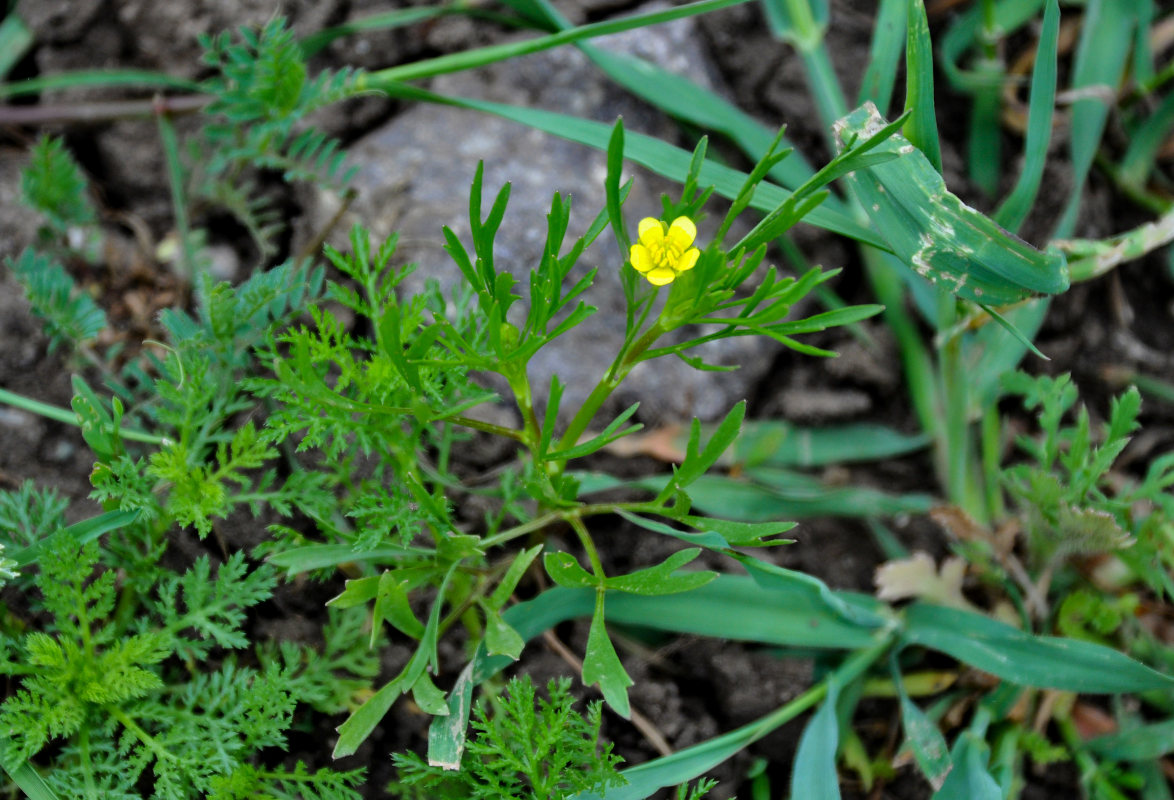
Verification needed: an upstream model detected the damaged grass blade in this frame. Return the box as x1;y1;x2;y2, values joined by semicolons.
833;102;1069;306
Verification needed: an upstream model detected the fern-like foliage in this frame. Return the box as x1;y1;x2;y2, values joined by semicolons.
5;247;107;350
194;17;361;257
0;531;369;796
390;677;626;800
0;479;68;550
20;134;96;233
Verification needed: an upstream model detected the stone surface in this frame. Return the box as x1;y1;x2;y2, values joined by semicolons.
303;4;780;426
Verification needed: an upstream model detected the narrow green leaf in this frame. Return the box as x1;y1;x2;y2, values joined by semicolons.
0;16;32;80
681;514;796;546
0;740;59;800
675;400;746;487
376;83;885;248
362;0;753;85
616;509;741;550
1055;0;1138;236
789;677;841;800
903;603;1174;692
892;653;952;790
299;7;445;57
411;672;451;716
427;661;475;769
12;509;139;568
373;572;425;642
669;472;934;520
605;549;716;596
487;544;543;610
582;592;633;718
931;732;1000;800
544;551;599;588
548;402;641;461
0;69;202;99
903;0;941;172
734;554;890;629
334;564;456;756
268;543;429;574
605;117;631;256
483;605;525;660
326;576;379;609
994;0;1059;231
857;0;908;112
1087;719;1174;762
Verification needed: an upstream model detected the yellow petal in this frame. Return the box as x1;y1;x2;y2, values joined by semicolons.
666;216;697;249
629;244;652;273
676;247;700;272
646;268;676;286
637;217;665;246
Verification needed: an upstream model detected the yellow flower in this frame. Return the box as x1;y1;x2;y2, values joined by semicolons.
629;216;700;286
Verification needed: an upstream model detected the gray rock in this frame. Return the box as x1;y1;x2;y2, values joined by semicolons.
303;5;783;427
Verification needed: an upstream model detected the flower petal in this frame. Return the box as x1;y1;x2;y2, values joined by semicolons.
676;247;700;273
629;244;652;273
646;267;676;286
637;217;665;246
666;217;697;249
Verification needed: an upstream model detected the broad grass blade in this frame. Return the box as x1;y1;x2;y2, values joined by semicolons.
903;603;1174;692
1087;718;1174;761
0;742;59;800
930;732;1000;800
11;509;139;568
789;678;841;800
834;102;1069;305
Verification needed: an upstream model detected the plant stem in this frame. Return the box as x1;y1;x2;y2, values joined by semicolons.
107;707;176;763
555;320;665;460
0;387;169;446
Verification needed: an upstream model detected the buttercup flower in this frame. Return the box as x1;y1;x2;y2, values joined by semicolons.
629;216;701;286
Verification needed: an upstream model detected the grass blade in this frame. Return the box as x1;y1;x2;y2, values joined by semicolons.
994;0;1060;232
497;0;827;196
0;15;32;81
0;69;201;99
360;0;751;85
0;743;59;800
903;0;941;172
856;0;908;113
1054;0;1138;236
789;677;841;800
1087;718;1174;761
903;603;1174;692
379;82;885;247
834;102;1069;306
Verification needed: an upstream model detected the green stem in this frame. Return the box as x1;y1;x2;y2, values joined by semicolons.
0;387;169;446
555;320;666;459
78;725;98;800
358;0;751;87
479;500;667;550
107;707;176;764
938;294;984;521
569;515;606;579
